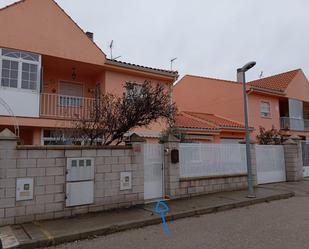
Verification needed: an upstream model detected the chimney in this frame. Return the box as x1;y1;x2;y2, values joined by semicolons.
237;69;244;83
86;32;94;41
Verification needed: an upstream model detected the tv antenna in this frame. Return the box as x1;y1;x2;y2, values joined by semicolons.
109;40;121;60
109;40;113;59
170;57;177;70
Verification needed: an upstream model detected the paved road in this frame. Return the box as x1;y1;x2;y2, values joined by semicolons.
44;191;309;249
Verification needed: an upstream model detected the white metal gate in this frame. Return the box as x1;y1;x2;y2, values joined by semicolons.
256;145;286;184
301;142;309;177
143;144;164;200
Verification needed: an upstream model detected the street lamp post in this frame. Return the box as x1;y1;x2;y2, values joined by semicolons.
237;61;256;198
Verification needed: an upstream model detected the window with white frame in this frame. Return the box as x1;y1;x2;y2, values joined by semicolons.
125;82;143;99
0;48;41;91
260;101;271;117
59;81;83;107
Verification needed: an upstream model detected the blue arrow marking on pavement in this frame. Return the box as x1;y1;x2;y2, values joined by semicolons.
154;200;170;237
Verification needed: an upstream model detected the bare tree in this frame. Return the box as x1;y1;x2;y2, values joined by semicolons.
74;81;176;145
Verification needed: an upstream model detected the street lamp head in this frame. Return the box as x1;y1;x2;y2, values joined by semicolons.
238;61;256;73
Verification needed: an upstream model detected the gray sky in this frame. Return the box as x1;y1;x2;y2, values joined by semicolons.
1;0;308;81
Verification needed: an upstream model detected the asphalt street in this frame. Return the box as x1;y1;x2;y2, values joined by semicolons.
43;190;309;249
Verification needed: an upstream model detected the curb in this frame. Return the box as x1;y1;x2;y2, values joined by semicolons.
15;191;294;249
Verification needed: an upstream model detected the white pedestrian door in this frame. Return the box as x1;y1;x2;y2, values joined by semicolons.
301;142;309;177
143;144;163;200
256;145;286;184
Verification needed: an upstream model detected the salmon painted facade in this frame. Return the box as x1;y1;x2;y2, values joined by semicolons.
174;69;309;141
0;0;178;145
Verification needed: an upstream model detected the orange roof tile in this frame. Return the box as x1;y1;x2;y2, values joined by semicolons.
249;69;301;92
183;111;245;129
175;114;217;130
176;112;245;130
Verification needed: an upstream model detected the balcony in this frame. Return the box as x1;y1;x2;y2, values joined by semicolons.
280;117;309;131
40;93;95;120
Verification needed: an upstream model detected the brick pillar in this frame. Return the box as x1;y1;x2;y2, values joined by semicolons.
161;134;180;199
0;129;18;225
283;138;303;182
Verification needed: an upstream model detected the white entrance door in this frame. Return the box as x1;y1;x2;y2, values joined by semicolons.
256;145;286;184
301;142;309;177
143;144;163;200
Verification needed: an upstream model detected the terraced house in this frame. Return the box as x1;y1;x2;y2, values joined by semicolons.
0;0;178;145
174;69;309;141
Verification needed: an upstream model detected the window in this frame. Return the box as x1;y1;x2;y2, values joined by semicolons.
59;81;83;107
0;48;40;91
42;129;79;145
21;63;38;90
1;60;18;88
125;82;143;99
42;129;102;145
261;101;271;117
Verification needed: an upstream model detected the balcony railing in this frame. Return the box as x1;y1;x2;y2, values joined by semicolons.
40;93;96;120
280;117;309;131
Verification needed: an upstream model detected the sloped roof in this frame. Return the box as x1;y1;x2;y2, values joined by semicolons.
249;69;301;93
0;0;26;11
175;111;245;130
175;113;218;130
106;59;178;78
184;74;240;85
184;111;245;129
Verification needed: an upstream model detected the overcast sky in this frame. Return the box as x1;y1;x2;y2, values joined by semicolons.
1;0;308;81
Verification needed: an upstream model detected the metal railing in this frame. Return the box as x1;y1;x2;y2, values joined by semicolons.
280;117;309;131
40;93;96;119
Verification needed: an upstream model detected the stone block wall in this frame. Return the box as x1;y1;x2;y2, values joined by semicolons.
176;174;248;198
162;135;251;199
0;136;144;225
0;130;305;225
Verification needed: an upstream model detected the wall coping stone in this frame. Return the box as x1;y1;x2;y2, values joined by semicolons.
289;135;301;140
16;145;132;150
283;139;297;145
0;128;18;140
127;133;146;143
180;173;248;182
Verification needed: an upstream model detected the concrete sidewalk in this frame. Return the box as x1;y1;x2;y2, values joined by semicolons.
0;186;294;249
